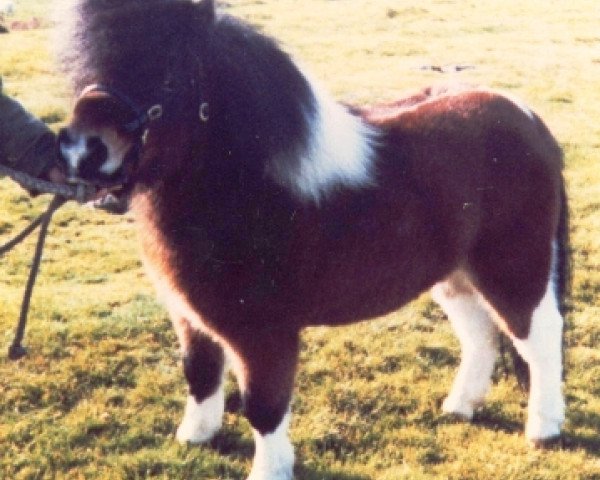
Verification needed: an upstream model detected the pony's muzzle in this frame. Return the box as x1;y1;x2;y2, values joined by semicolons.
57;128;110;184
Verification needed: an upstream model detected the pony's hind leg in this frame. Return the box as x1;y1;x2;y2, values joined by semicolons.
431;273;500;420
470;236;566;445
173;317;226;444
508;278;565;445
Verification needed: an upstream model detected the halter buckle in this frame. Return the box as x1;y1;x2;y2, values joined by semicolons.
148;104;164;121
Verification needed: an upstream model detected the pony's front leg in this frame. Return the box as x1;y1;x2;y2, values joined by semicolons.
172;317;226;444
229;328;300;480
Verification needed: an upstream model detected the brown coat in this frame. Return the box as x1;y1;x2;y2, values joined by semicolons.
0;77;56;178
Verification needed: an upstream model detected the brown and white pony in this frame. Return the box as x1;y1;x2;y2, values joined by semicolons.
57;1;569;478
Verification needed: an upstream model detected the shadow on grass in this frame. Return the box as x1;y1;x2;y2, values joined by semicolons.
435;403;523;436
209;392;600;476
451;404;600;457
561;408;600;457
470;410;522;435
561;431;600;457
209;429;254;460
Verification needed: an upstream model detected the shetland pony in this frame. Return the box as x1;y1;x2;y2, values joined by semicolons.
57;1;569;478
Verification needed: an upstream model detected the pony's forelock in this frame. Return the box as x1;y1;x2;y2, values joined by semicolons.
54;0;217;94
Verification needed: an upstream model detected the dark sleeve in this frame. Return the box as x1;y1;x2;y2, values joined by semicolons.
0;82;57;178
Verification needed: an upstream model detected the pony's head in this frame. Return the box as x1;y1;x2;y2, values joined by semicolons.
58;84;164;186
57;0;215;188
57;0;374;205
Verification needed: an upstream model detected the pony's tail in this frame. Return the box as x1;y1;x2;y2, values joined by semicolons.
555;178;571;383
555;178;571;318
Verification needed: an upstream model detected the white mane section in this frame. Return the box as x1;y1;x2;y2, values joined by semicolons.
280;74;379;203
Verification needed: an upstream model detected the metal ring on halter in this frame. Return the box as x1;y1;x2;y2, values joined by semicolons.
148;104;164;121
199;102;209;122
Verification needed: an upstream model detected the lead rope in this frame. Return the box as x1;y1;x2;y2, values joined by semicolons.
6;195;64;359
0;164;92;202
0;165;95;359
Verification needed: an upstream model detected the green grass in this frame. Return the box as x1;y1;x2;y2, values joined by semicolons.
1;0;599;478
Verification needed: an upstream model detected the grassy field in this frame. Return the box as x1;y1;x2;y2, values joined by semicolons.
1;0;599;478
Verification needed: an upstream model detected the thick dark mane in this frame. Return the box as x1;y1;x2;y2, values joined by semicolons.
205;16;316;169
60;0;317;184
61;0;210;109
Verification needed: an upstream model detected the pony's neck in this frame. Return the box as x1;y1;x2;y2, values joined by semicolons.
203;15;377;204
202;15;314;168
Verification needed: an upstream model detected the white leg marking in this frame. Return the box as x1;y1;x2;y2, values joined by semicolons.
247;412;294;480
176;383;225;444
273;72;379;203
431;282;499;419
511;280;565;444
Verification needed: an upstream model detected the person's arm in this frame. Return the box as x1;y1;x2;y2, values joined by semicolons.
0;78;59;181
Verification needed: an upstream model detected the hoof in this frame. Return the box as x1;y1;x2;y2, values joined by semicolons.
176;420;220;445
525;414;564;447
441;395;482;422
246;466;293;480
247;459;293;480
176;393;224;444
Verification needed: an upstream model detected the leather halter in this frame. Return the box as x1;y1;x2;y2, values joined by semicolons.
78;83;164;134
75;82;209;190
73;83;166;190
